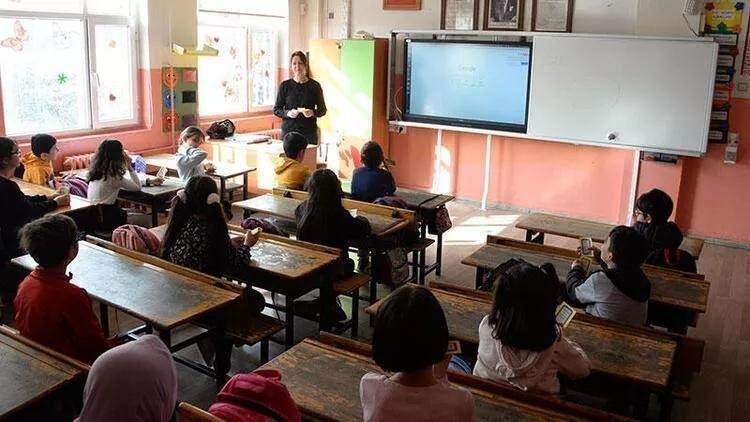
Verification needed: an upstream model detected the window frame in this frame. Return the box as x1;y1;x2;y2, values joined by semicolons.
197;9;282;119
0;4;139;137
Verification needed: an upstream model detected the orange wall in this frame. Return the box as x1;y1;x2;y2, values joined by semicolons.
389;98;750;243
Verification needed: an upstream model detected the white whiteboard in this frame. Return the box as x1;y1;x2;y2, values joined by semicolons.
527;35;718;156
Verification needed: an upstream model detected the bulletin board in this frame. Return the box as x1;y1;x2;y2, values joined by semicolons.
161;66;198;133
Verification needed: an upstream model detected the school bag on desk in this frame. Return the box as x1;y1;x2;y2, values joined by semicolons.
206;119;236;140
112;224;162;255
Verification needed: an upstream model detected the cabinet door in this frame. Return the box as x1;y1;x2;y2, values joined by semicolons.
338;39;375;178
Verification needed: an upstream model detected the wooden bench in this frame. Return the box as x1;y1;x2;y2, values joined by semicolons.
176;402;222;422
465;236;710;334
332;272;371;338
85;236;285;362
261;332;630;421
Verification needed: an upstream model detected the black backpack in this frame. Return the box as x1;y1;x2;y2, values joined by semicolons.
206;119;236;139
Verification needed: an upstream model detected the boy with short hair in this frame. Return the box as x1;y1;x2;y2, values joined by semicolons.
565;225;651;326
14;214;112;363
274;131;310;190
21;133;58;185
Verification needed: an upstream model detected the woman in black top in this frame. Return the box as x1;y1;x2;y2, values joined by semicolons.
273;51;327;145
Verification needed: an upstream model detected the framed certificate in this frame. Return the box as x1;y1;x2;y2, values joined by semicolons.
532;0;574;32
441;0;480;30
483;0;525;30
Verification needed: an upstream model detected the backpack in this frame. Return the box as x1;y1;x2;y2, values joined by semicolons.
428;206;452;235
373;196;408;209
372;248;410;286
50;175;89;198
209;370;302;422
645;248;697;273
478;258;527;292
112;224;162;255
206;119;236;139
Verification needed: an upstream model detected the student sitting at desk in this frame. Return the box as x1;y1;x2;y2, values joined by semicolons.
351;141;396;203
565;226;651;326
176;126;210;182
474;262;590;394
86;139;143;228
295;169;370;321
361;285;474;422
633;188;696;273
77;335;177;422
274;131;311;190
20;133;58;186
14;215;113;364
160;176;264;311
0;137;69;262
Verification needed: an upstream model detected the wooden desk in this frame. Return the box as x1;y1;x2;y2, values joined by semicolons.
258;338;621;421
120;176;184;227
462;242;709;333
233;194;409;238
12;242;238;344
143;153;256;200
140;227;340;348
516;213;705;259
0;326;88;419
365;286;677;393
14;178;95;216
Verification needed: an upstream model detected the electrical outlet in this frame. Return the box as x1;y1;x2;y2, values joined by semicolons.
389;124;406;134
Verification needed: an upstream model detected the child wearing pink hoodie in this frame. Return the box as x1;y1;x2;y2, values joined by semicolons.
473;262;590;394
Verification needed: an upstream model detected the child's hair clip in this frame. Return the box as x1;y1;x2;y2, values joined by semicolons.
206;193;220;205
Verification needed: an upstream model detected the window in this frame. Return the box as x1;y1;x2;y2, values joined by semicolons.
198;1;286;117
0;0;137;136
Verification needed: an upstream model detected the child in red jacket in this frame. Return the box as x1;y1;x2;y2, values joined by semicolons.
14;214;112;363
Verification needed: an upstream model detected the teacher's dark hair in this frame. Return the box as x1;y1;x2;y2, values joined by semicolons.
290;51;311;77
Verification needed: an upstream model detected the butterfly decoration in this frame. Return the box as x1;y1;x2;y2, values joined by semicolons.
1;20;29;52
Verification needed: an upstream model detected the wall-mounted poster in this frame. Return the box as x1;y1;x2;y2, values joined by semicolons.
161;66;198;133
532;0;574;32
383;0;422;10
441;0;480;30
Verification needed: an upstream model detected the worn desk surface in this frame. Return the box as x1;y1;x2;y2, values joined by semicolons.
14;178;95;215
233;194;408;237
0;328;87;418
463;243;709;315
150;225;338;281
259;339;602;421
12;242;238;331
366;287;677;391
143;153;256;179
516;213;704;259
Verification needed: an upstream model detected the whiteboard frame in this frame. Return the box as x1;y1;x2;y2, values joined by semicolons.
387;30;717;157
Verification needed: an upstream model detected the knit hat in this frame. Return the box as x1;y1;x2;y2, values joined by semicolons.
31;134;57;157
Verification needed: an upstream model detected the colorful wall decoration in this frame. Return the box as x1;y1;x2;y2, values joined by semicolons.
161;66;198;133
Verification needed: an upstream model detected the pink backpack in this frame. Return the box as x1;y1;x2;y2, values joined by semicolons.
112;225;162;255
209;370;301;422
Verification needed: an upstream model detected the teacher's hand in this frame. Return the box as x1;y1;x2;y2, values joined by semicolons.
302;109;314;118
287;109;300;118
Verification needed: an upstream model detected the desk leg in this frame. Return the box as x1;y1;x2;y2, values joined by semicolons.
220;178;227;202
151;198;159;228
242;173;248;200
475;268;485;290
159;330;171;348
436;232;444;276
99;303;109;337
285;299;295;349
213;327;231;389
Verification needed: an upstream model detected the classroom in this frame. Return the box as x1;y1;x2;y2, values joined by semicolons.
0;0;747;420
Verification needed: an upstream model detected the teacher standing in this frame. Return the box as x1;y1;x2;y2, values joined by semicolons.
273;51;327;145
